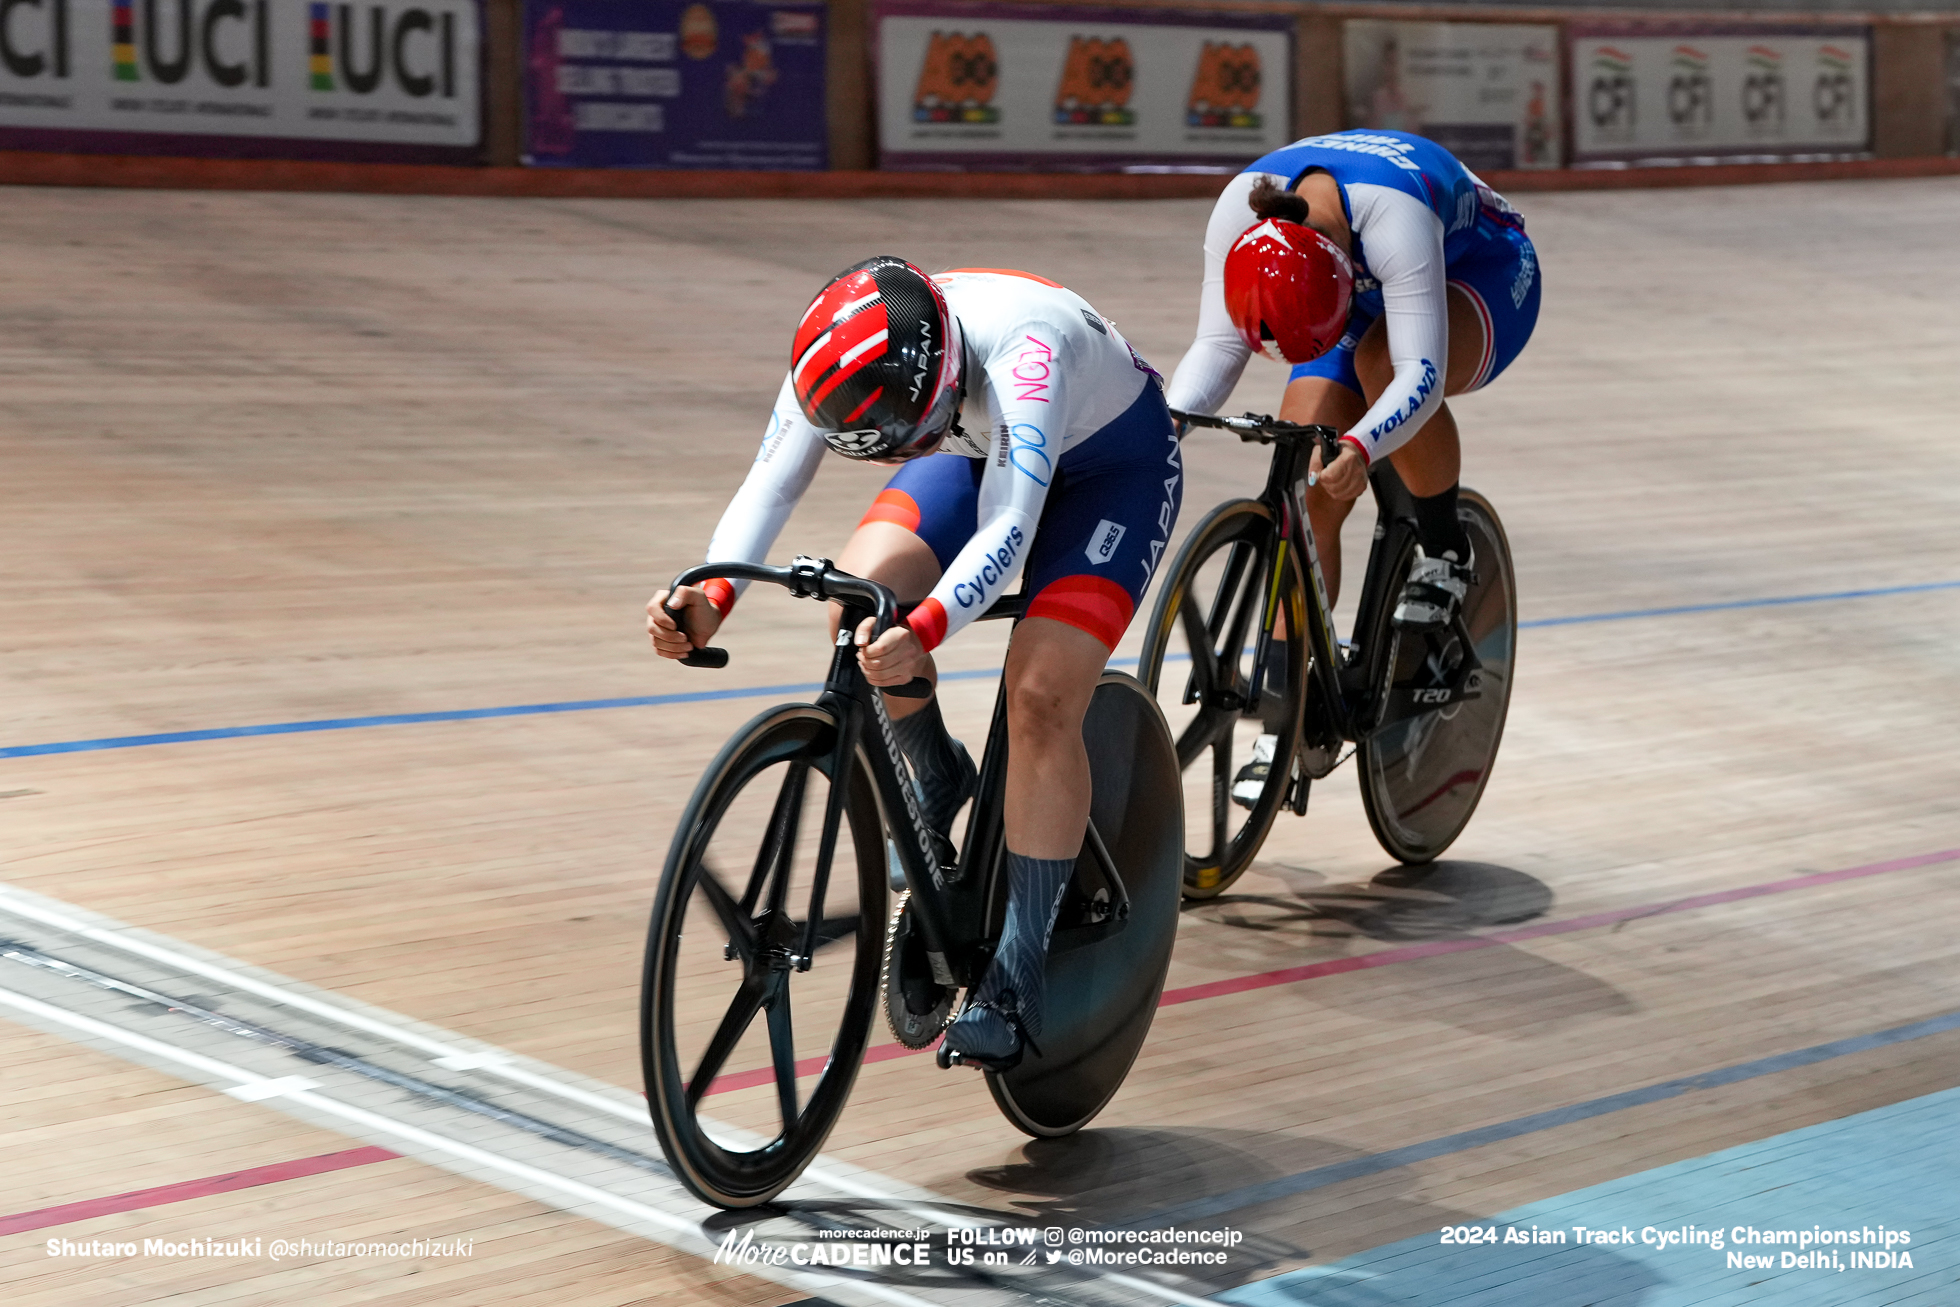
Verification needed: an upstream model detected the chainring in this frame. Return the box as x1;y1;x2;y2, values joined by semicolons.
881;891;957;1049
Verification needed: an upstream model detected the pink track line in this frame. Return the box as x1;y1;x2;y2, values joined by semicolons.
1157;844;1960;1006
0;1146;398;1236
10;846;1956;1231
705;844;1960;1092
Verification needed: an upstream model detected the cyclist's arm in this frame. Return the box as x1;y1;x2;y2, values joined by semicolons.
698;373;827;614
1342;187;1448;464
1164;171;1273;417
903;333;1063;650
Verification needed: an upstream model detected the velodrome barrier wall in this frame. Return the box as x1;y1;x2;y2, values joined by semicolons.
0;0;1951;185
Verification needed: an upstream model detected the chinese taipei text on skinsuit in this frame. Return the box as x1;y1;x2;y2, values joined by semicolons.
650;261;1181;1070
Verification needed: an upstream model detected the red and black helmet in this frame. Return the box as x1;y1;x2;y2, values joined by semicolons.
790;256;965;462
1223;218;1355;365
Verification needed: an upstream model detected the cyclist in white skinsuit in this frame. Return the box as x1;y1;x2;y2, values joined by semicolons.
651;259;1180;1070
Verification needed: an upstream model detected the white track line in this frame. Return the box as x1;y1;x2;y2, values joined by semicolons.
0;885;1226;1306
0;980;941;1307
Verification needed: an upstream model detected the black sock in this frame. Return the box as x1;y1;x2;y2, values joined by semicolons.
1410;484;1472;564
889;695;974;835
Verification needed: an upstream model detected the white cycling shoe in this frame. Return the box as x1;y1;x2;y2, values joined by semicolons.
1231;733;1279;809
1392;548;1475;633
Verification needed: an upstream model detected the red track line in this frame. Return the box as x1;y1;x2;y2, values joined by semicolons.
15;847;1958;1229
1157;845;1960;1006
707;844;1960;1092
0;1146;399;1236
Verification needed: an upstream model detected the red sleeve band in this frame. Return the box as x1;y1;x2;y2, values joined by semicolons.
700;577;737;616
1339;435;1371;465
906;598;948;652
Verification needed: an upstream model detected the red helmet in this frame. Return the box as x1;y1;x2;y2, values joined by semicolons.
791;255;965;462
1222;218;1354;364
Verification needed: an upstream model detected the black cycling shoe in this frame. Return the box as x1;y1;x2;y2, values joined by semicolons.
940;997;1040;1072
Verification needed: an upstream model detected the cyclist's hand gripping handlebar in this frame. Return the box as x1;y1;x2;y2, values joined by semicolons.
659;595;731;669
663;557;932;697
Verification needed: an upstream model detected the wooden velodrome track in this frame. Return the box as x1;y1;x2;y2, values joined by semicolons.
2;175;1958;1306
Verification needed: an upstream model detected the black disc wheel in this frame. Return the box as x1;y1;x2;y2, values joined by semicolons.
986;672;1184;1137
1357;489;1518;864
1138;499;1309;898
641;703;887;1208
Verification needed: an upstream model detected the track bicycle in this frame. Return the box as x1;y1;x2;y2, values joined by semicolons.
642;556;1184;1208
1139;410;1517;896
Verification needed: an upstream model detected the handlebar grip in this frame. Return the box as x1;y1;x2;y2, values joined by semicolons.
662;598;727;670
883;677;933;700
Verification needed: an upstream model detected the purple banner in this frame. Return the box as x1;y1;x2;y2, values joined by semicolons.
524;0;826;169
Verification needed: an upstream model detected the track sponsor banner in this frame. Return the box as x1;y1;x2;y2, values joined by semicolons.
1570;27;1869;164
522;0;825;169
0;0;479;156
876;1;1292;172
1343;21;1559;171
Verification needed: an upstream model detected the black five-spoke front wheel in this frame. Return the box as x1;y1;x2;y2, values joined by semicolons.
641;703;887;1208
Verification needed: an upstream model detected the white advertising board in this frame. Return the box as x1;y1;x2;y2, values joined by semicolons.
877;6;1292;169
1344;20;1560;171
1571;30;1868;163
0;0;479;150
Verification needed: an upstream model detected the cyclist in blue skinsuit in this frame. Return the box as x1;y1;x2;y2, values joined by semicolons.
1168;129;1540;629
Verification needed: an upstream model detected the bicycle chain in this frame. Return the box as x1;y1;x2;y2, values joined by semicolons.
881;891;956;1049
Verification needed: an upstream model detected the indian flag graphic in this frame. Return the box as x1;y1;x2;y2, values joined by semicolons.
1818;45;1853;73
1746;44;1783;72
1670;45;1708;72
1591;45;1633;75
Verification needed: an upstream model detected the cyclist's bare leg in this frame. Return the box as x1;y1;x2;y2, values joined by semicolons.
832;520;942;721
1279;375;1366;608
1000;616;1106;859
945;614;1107;1066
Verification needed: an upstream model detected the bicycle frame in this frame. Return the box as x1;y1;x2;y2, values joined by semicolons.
1172;413;1424;745
664;557;1129;994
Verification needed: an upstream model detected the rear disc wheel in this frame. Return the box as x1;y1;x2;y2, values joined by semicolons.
985;673;1184;1137
1357;490;1517;864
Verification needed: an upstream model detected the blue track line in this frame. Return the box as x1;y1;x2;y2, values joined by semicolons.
1516;578;1960;629
4;578;1955;761
1126;1008;1960;1228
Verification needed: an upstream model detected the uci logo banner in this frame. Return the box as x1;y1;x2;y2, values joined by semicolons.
0;0;480;150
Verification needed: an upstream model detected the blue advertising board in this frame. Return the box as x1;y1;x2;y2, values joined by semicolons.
524;0;826;169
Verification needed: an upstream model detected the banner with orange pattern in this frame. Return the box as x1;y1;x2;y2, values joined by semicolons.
878;1;1291;170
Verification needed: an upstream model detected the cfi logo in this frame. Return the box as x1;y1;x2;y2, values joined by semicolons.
1814;44;1854;124
112;0;269;87
1054;35;1132;125
1742;43;1784;128
307;2;460;96
1586;45;1635;136
1186;41;1260;129
913;30;997;123
1667;44;1710;130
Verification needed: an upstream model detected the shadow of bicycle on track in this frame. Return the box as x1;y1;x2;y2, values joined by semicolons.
1184;859;1555;941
